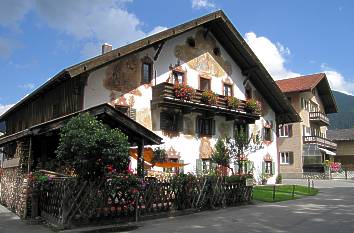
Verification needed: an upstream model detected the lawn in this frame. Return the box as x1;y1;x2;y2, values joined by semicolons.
252;185;318;202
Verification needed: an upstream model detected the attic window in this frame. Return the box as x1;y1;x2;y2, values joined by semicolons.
186;37;195;47
141;56;153;84
213;47;221;56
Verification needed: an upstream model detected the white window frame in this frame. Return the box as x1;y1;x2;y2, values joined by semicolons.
280;152;291;165
279;124;291;137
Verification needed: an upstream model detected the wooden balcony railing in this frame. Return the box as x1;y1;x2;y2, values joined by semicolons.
152;82;260;119
303;135;337;151
309;112;330;126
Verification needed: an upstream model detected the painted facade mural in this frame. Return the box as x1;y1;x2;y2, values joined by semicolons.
83;27;280;184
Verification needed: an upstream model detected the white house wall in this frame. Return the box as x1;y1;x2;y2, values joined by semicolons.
83;27;279;183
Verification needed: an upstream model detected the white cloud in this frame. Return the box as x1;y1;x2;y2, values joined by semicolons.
0;37;21;59
0;0;33;30
191;0;215;9
320;64;354;95
0;104;14;116
244;32;300;80
19;83;35;90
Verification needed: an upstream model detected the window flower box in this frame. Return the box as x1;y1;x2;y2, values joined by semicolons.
201;90;217;105
173;83;195;101
225;96;240;110
245;98;262;114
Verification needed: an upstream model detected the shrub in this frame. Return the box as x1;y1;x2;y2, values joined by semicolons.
201;90;217;105
56;113;130;180
151;147;167;166
225;96;240;109
276;174;282;184
173;83;195;101
244;98;261;114
211;138;231;174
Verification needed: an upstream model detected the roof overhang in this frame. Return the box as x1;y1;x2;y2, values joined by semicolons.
319;147;336;156
0;104;162;146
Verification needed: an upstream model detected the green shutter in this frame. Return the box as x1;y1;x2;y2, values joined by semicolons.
272;162;275;175
177;114;184;132
289;124;293;137
179;160;184;174
196;159;202;175
195;116;200;134
289;152;294;165
262;161;265;174
211;120;216;135
211;162;217;172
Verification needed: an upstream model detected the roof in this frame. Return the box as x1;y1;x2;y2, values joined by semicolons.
0;104;162;146
0;10;299;124
276;73;338;114
327;129;354;142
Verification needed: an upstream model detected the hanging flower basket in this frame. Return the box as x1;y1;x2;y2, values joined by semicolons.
201;90;217;105
244;98;262;114
173;83;195;101
225;96;240;109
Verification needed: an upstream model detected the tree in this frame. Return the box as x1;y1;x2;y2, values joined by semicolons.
56;113;130;180
211;137;233;174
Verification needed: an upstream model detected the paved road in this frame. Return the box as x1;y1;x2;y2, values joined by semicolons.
1;179;354;233
128;179;354;233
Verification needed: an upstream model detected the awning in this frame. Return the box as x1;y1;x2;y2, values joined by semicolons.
319;147;336;156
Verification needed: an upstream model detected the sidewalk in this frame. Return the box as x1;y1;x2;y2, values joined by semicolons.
0;204;52;233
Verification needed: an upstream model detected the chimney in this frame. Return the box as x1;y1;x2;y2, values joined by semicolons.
102;43;112;54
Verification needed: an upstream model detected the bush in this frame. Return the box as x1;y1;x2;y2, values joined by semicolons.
201;90;217;105
173;83;195;101
225;96;240;109
244;98;261;114
276;174;282;184
56;113;130;180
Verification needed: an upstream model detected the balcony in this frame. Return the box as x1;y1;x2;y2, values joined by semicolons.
309;112;330;126
151;82;260;122
303;135;337;151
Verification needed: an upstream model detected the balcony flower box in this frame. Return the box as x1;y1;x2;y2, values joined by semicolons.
201;90;217;105
225;96;240;110
245;98;261;114
173;83;195;101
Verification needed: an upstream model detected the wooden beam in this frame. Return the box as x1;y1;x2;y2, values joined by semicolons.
137;138;145;178
153;41;165;61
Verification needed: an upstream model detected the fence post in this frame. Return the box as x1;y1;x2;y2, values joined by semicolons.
292;185;295;198
345;169;348;180
272;185;276;201
135;192;139;222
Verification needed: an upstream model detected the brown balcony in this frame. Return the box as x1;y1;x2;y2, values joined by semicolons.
309;112;330;126
151;82;260;122
303;136;337;151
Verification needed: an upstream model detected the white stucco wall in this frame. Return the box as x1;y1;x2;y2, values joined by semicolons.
83;27;279;183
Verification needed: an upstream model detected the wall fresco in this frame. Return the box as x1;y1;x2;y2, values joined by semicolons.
136;107;152;130
166;146;181;159
104;54;140;92
218;122;230;138
175;30;232;77
199;137;213;159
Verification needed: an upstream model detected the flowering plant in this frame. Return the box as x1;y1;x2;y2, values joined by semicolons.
225;96;240;109
330;162;342;173
244;98;262;114
201;90;217;105
173;83;195;101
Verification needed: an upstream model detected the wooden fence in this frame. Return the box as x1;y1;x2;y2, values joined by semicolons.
32;176;252;227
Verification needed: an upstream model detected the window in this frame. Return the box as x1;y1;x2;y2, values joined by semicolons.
142;63;152;84
234;123;249;139
160;111;183;132
263;127;272;141
264;161;273;174
280;152;293;165
199;76;211;91
287;97;292;103
173;71;185;84
196;117;215;136
301;98;309;111
279;124;292;137
202;159;211;173
223;84;233;96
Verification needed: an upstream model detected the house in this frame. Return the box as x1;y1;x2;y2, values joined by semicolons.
327;128;354;166
0;10;299;216
276;73;338;178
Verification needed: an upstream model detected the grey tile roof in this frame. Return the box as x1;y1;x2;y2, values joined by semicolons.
327;129;354;141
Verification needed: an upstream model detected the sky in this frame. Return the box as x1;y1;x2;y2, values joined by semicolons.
1;0;354;115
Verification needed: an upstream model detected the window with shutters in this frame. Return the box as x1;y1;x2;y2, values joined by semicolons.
279;124;292;137
202;159;211;173
280;152;293;165
196;117;215;136
234;123;249;139
160;111;183;132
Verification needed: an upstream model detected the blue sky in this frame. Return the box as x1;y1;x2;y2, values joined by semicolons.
1;0;354;114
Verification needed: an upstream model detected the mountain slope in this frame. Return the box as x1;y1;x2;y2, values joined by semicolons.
328;91;354;129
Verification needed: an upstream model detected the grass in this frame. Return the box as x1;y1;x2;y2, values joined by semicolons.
252;185;318;203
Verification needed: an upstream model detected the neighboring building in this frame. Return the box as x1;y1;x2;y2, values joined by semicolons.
327;129;354;166
276;73;338;178
0;10;300;216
